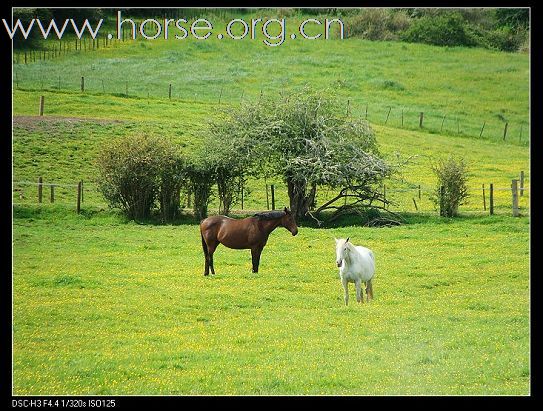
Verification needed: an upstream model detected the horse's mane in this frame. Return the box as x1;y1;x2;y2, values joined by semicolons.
253;211;286;220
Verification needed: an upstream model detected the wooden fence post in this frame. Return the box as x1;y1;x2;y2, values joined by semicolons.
419;112;424;128
39;96;44;116
169;84;172;100
511;179;519;217
503;122;508;141
418;184;421;200
266;184;270;210
50;185;55;203
401;109;404;127
271;184;275;210
241;185;244;210
489;183;494;215
38;177;43;203
482;184;486;211
385;106;391;124
520;171;524;197
77;181;82;213
81;76;85;92
480;121;485;138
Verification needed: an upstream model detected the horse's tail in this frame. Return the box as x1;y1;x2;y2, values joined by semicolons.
201;232;209;259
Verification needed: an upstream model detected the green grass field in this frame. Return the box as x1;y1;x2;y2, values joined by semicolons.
11;9;530;395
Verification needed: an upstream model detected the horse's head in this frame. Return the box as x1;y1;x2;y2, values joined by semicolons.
335;237;351;267
281;207;298;236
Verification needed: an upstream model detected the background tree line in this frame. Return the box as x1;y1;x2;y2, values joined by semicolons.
11;7;529;52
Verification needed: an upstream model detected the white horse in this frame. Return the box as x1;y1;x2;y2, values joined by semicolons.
335;238;375;305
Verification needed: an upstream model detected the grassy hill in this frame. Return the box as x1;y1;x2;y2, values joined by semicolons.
13;14;529;143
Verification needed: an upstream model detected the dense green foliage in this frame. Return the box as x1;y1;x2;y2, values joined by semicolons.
343;8;529;52
96;134;185;221
431;156;470;217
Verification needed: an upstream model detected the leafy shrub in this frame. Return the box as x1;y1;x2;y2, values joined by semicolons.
431;156;469;217
344;8;411;40
401;12;476;47
184;156;215;221
96;134;185;221
484;27;528;52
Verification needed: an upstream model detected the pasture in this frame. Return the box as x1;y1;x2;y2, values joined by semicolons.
11;9;530;395
13;207;530;395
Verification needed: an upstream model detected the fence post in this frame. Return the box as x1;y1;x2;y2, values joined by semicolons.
50;185;55;203
412;198;418;211
480;121;485;138
81;76;85;92
385;106;391;124
365;104;368;120
489;183;494;215
511;179;519;217
38;177;43;203
482;184;486;211
266;184;270;210
241;184;244;210
271;184;275;210
520;171;524;197
419;112;424;128
169;84;172;100
77;181;82;213
39;96;45;116
401;109;404;127
503;122;508;141
418;184;421;200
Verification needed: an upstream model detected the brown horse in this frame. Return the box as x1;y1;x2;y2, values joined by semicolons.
200;207;298;275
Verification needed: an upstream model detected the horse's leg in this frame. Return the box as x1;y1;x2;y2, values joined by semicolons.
251;246;263;273
341;278;349;306
355;279;363;304
207;241;218;275
201;234;210;276
366;279;374;301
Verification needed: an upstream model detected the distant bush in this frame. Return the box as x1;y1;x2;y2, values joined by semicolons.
431;156;469;217
342;8;528;53
401;12;476;47
97;134;185;221
344;8;411;41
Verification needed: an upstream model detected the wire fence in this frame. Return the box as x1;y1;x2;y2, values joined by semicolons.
12;174;530;218
11;28;530;146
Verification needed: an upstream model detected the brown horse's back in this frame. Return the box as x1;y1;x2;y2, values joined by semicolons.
200;215;259;250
